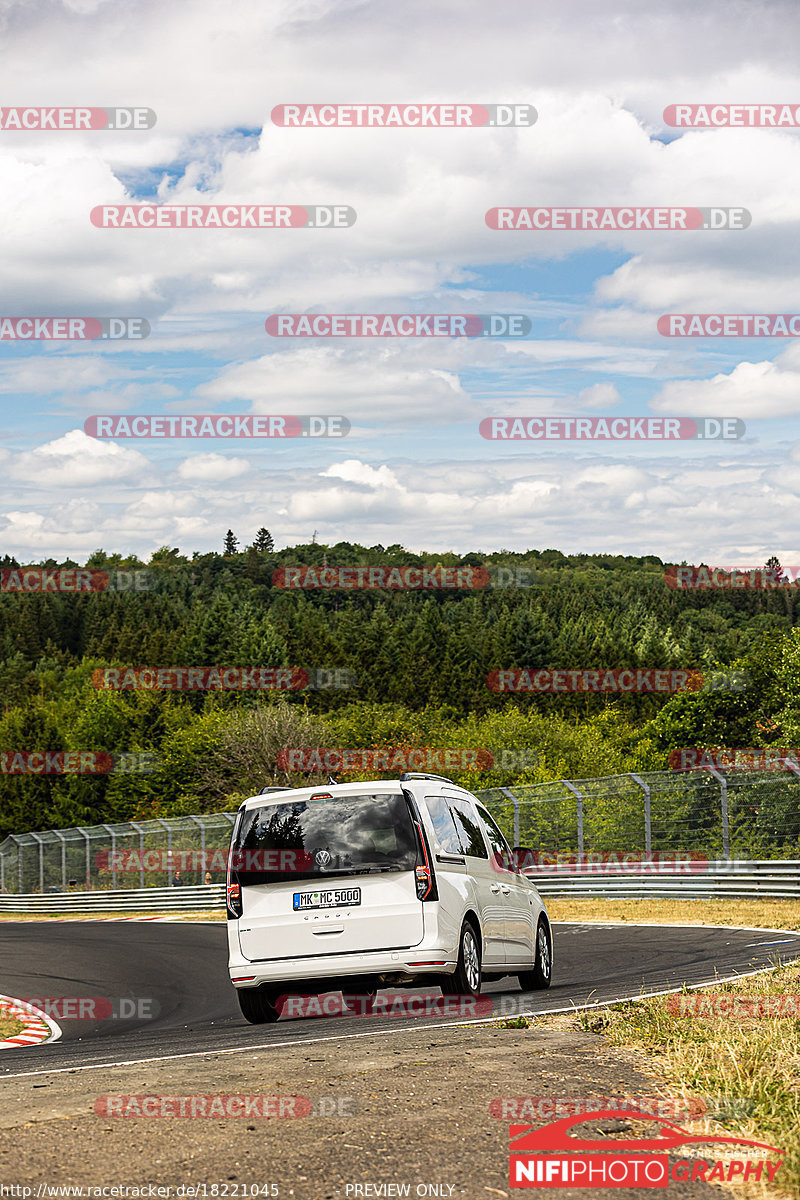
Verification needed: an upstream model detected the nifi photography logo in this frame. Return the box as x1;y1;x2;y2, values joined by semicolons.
508;1109;784;1188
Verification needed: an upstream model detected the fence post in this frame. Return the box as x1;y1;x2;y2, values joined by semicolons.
30;832;44;893
188;815;206;879
78;828;91;889
130;822;145;889
499;788;520;845
629;774;651;856
562;782;584;856
53;831;67;892
155;819;172;884
101;825;117;889
705;767;730;861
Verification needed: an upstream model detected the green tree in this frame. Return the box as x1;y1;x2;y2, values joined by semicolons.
254;528;275;553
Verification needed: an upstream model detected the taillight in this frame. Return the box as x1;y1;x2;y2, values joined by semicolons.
403;790;438;902
413;821;437;901
226;878;242;918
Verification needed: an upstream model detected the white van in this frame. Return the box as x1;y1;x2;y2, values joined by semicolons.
226;773;552;1023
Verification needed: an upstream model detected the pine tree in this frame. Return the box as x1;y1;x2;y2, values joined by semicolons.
223;530;239;556
765;555;784;585
254;528;275;553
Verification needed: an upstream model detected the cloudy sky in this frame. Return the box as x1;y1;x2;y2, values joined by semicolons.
1;0;799;563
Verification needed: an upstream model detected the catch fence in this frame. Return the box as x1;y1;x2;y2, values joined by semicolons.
1;766;799;895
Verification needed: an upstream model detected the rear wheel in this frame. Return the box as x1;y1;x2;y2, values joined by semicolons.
236;986;284;1024
341;982;379;1014
518;919;552;991
441;920;481;996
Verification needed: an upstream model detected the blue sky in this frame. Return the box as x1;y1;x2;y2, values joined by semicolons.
1;0;799;563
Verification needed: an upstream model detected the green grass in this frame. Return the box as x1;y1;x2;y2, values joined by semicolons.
0;1009;25;1040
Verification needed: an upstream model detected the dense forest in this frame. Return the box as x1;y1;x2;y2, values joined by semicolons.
1;538;799;840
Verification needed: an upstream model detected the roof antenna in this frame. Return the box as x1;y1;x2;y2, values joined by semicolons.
328;776;338;786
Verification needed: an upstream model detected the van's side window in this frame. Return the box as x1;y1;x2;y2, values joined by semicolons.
424;796;463;855
445;795;488;859
475;804;514;869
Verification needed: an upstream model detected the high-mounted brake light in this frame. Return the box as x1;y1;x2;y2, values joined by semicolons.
309;792;332;802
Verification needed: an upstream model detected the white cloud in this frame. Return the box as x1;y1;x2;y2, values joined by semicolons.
177;453;250;481
6;429;151;486
652;350;800;418
577;382;623;408
196;347;472;421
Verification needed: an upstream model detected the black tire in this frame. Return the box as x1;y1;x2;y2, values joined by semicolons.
236;985;284;1024
341;983;379;1015
441;920;482;996
518;919;552;991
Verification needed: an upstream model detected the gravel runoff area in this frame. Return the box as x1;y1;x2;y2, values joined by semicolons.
0;1020;745;1199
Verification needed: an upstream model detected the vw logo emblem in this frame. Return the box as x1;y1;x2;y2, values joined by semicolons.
315;849;332;868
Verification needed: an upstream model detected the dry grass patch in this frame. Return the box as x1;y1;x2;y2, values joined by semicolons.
566;959;800;1199
0;1007;25;1040
546;897;800;932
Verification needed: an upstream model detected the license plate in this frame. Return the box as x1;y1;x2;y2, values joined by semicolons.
293;888;361;910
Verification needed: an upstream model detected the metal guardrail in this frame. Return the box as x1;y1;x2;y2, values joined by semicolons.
0;885;225;913
0;864;796;911
527;860;800;900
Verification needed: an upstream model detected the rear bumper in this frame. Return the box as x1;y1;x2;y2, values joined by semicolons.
229;943;457;988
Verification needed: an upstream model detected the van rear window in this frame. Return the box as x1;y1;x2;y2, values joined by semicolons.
232;792;417;884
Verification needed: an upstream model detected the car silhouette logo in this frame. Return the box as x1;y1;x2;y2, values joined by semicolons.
315;850;332;867
509;1109;784;1155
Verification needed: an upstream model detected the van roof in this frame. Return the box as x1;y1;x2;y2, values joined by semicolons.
238;777;471;811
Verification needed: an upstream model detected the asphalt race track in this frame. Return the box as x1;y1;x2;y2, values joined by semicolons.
2;920;799;1076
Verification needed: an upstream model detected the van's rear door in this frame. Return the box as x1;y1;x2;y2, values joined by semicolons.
233;792;424;962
